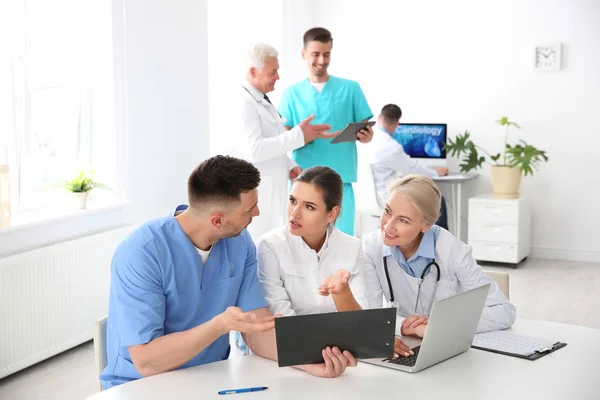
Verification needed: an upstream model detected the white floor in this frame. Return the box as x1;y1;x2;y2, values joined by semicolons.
482;258;600;330
1;257;598;400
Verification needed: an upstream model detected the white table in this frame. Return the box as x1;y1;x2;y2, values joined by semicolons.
88;319;600;400
432;173;478;241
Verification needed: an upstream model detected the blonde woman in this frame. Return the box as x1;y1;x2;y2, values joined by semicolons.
362;175;515;357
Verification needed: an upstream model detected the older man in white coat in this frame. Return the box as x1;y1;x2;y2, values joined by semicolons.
230;43;335;241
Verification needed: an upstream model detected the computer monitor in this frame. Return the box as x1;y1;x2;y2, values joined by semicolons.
391;123;447;167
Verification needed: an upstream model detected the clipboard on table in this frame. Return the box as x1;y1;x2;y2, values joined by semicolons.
330;121;376;144
471;330;567;361
274;308;396;367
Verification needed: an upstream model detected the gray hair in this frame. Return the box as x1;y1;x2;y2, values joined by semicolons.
247;43;279;70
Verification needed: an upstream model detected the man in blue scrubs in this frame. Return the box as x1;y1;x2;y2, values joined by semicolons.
279;27;374;236
100;156;358;389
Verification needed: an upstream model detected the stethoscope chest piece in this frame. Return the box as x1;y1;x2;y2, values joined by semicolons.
383;256;441;315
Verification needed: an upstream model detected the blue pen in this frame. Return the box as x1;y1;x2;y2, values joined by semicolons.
218;386;268;395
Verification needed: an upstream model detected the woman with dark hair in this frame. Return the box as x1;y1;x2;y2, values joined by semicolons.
256;166;367;316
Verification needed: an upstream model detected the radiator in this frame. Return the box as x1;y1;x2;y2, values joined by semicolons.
0;225;135;379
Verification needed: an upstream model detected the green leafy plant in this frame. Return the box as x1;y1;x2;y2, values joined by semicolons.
444;117;549;176
58;169;110;193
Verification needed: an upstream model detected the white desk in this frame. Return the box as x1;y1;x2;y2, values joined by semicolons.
432;173;478;241
88;320;600;400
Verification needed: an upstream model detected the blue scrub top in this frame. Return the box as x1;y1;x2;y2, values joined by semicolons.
278;76;372;183
100;212;267;389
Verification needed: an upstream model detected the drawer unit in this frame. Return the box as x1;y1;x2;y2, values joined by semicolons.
468;222;520;243
469;202;519;224
468;195;531;265
470;241;520;264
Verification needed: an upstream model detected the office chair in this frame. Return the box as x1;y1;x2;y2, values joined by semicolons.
484;270;510;299
93;315;108;392
354;144;382;237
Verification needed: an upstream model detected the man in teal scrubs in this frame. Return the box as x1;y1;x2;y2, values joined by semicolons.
279;27;373;236
100;156;358;389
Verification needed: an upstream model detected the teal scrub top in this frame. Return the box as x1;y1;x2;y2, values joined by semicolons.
278;76;372;182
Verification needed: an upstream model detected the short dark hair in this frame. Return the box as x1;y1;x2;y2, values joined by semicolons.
380;104;402;124
187;155;260;209
303;27;333;47
294;166;343;216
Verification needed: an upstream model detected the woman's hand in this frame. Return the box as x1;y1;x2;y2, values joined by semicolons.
299;347;357;378
317;269;351;296
394;337;414;357
400;315;429;337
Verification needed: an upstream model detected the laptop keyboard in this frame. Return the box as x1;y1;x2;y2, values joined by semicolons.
383;346;421;367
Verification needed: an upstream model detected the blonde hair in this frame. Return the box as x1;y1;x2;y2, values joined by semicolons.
387;175;441;225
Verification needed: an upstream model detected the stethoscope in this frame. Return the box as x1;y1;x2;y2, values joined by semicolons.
241;84;283;119
383;256;441;315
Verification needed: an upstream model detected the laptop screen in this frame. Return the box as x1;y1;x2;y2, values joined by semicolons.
392;123;447;159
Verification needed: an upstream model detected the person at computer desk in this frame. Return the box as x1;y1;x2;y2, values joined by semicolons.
362;104;449;230
257;166;368;317
362;175;515;355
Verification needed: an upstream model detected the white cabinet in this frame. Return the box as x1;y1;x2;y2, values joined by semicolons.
468;195;531;265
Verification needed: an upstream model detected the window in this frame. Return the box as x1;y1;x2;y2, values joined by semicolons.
0;0;118;213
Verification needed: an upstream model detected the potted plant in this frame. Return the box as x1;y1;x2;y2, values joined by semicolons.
59;168;110;209
445;117;549;198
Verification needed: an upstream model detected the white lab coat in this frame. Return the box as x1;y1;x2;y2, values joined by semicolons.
362;228;516;335
362;127;438;207
256;225;368;316
229;82;306;240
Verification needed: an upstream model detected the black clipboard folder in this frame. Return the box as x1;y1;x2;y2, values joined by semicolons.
472;341;567;360
274;308;396;367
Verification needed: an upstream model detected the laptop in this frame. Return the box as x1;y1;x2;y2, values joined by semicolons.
360;284;490;373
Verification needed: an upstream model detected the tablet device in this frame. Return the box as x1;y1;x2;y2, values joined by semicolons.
330;121;376;144
274;308;396;367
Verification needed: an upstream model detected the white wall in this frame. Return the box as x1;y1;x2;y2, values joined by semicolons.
308;0;600;262
119;0;210;222
207;0;284;155
280;0;318;86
